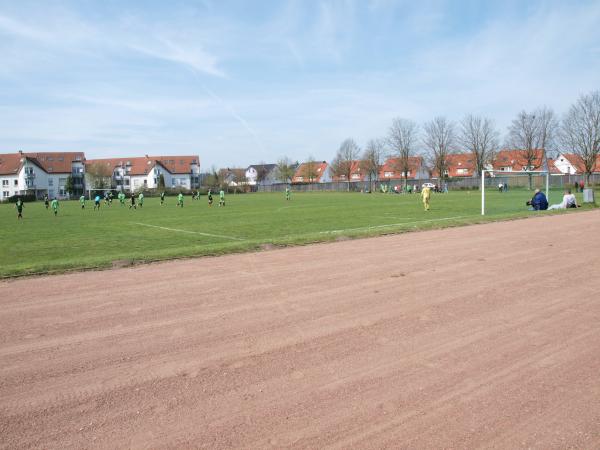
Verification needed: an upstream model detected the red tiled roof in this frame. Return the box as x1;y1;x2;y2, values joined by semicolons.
445;153;476;177
378;156;423;179
331;160;368;182
0;153;26;175
560;153;600;173
25;152;85;173
292;161;329;183
492;149;545;172
0;152;84;175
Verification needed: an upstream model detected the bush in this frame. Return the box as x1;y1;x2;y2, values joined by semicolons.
7;194;37;203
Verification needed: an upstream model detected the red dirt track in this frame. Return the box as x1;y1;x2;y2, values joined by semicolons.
2;211;600;449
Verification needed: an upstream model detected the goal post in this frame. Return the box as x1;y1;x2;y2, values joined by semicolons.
481;170;549;216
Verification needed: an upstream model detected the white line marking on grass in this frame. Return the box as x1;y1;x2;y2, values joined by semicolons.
131;222;245;241
319;216;473;234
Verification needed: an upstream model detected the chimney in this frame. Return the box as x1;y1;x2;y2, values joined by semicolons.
19;150;23;155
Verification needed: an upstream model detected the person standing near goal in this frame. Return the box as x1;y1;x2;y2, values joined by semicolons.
421;185;431;211
219;189;225;207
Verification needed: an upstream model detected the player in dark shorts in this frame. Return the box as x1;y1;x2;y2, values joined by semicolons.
160;191;166;206
44;194;49;209
129;194;136;209
208;189;213;206
15;197;24;219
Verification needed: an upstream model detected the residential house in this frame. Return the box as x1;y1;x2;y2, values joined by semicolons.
552;153;600;175
492;149;546;172
292;161;332;183
219;168;247;187
378;156;428;180
444;153;477;177
85;155;200;193
245;164;278;186
331;160;367;182
0;151;85;201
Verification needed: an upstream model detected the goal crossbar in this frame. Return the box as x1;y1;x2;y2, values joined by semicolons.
481;170;549;216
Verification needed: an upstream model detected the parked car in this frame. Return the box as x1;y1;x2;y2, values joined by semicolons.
422;182;436;189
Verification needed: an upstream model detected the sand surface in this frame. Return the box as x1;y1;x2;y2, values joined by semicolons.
2;211;600;449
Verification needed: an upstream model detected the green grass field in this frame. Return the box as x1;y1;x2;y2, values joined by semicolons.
0;189;593;277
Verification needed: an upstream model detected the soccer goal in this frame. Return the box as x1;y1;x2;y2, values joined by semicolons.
87;188;116;200
481;170;549;215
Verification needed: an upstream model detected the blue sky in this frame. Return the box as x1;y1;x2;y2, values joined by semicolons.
1;0;599;170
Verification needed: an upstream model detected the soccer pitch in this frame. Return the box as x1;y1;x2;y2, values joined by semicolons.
0;190;592;277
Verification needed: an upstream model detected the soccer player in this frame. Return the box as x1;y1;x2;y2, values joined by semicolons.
43;194;49;209
129;194;136;209
108;191;113;205
119;192;125;206
285;186;291;201
177;192;184;208
421;185;431;211
51;198;59;216
15;197;24;219
80;195;86;209
160;191;166;206
94;194;101;210
207;189;213;207
138;192;144;208
219;189;225;207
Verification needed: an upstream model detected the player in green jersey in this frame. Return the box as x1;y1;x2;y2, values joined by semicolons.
51;198;59;216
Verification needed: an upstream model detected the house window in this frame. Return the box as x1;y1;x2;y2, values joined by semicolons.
2;191;8;197
14;179;18;186
384;171;393;178
48;179;54;186
2;180;7;186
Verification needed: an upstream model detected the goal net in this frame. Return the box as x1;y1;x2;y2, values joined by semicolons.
86;188;119;200
481;170;550;216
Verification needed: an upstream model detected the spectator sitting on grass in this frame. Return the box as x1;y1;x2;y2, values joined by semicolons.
548;189;579;210
526;189;548;211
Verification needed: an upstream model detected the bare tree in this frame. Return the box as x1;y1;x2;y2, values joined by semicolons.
361;138;386;192
276;157;295;184
535;107;559;157
254;162;269;187
423;117;455;183
458;115;499;177
86;161;112;189
304;156;319;184
560;90;600;183
331;138;360;191
388;118;418;188
506;109;557;188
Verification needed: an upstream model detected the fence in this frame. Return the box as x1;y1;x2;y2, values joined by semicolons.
257;174;600;193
